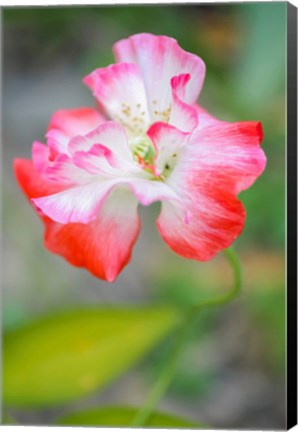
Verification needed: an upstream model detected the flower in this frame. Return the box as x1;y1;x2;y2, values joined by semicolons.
14;33;266;282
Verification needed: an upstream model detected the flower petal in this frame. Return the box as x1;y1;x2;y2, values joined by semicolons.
169;74;198;132
113;33;205;119
48;107;105;139
72;144;119;176
45;189;140;282
32;180;119;224
157;187;246;261
33;172;180;225
46;107;105;156
68;121;134;167
189;110;266;194
156;112;266;261
14;158;68;219
14;159;139;282
83;63;150;132
195;104;218;128
45;153;93;185
147;122;189;176
128;177;180;206
14;158;66;199
32;141;50;172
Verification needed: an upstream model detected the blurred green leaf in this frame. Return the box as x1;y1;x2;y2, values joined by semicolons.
3;306;180;407
58;405;202;428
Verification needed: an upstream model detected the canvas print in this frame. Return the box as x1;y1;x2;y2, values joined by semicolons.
3;2;287;429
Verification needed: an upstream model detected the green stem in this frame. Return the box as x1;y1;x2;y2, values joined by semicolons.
190;247;242;314
130;247;242;427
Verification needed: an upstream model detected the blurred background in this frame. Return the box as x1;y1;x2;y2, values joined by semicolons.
3;2;286;429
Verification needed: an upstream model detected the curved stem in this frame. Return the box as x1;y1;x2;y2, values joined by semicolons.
190;247;242;314
130;247;242;427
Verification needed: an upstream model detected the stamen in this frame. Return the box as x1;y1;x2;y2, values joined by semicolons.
130;135;156;166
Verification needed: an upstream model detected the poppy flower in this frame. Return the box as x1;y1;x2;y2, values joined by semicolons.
14;33;266;282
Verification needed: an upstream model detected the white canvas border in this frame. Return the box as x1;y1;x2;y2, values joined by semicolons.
0;0;297;7
0;427;293;432
1;1;296;432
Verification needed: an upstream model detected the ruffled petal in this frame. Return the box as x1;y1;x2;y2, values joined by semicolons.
157;111;266;260
14;158;66;199
45;189;140;282
32;141;50;172
32;180;118;224
83;63;150;133
147;122;189;177
46;107;105;156
113;33;205;119
157;187;246;261
33;173;180;224
190;108;266;194
48;107;105;139
72;144;120;176
68;121;134;167
14;159;139;282
127;177;180;206
168;74;198;132
194;105;218;128
44;153;93;185
46;129;70;158
72;142;141;179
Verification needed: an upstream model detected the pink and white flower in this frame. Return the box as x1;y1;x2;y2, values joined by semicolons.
14;33;266;282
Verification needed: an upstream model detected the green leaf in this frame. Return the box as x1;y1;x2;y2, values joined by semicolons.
3;306;180;407
58;406;203;428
